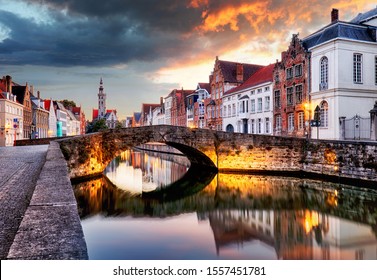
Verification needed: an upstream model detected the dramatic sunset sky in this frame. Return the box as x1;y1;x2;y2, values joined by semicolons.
0;0;375;119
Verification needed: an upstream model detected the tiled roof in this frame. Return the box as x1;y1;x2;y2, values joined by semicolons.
350;7;377;24
92;109;117;120
224;64;274;96
198;83;211;93
218;60;264;83
303;20;377;50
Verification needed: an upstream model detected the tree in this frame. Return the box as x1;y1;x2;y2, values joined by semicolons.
91;119;108;132
60;99;77;109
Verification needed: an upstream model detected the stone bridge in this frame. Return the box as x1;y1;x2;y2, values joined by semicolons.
57;125;377;186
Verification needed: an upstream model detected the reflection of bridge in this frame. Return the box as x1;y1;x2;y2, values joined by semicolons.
73;174;377;260
59;125;377;185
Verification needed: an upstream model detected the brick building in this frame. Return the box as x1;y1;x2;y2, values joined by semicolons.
208;57;264;130
273;34;310;137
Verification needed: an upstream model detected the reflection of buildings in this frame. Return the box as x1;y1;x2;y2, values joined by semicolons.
104;149;189;195
209;210;277;258
208;208;377;260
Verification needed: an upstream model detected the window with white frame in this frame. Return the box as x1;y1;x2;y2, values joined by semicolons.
275;115;282;133
353;53;362;84
288;113;294;132
257;98;262;112
227;105;231;117
320;101;328;128
320;56;328;90
265;96;270;111
251;119;255;134
298;111;304;130
251;90;255;95
232;104;236;116
265;117;270;134
264;86;270;92
223;106;227;118
251;99;255;113
257;88;262;94
257;118;262;134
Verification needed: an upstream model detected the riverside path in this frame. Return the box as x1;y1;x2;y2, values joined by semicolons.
0;145;48;259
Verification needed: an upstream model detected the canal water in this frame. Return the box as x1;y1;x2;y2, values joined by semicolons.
73;147;377;260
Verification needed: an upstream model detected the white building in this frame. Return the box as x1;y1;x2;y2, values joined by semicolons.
304;8;377;140
0;92;23;146
45;100;57;137
222;64;274;134
164;90;174;125
195;83;210;128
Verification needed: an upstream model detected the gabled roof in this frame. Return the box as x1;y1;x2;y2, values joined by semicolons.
224;64;275;96
217;60;264;83
351;7;377;25
197;82;211;93
133;112;142;122
92;109;117;120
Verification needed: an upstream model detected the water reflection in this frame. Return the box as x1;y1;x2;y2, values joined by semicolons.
73;150;377;260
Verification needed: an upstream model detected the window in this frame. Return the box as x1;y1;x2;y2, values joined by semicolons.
320;57;328;90
251;99;256;113
275;72;280;83
275;115;282;133
286;67;293;79
227;105;231;117
274;90;281;108
353;53;362;83
295;64;302;77
264;86;270;92
298;112;304;130
257;98;262;112
375;56;377;85
295;84;303;104
251;90;255;95
232;104;236;116
287;87;293;105
320;101;328;128
258;118;262;134
265;96;270;111
257;88;262;94
251;119;255;134
288;113;294;132
265;117;270;134
223;106;227;118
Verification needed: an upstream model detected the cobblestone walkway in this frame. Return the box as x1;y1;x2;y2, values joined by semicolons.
0;145;48;259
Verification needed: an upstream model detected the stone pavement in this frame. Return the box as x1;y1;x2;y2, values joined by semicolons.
0;145;48;259
0;143;88;259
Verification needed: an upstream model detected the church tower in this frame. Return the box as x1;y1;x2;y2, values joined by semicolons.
98;78;106;118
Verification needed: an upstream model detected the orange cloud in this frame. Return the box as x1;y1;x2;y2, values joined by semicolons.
188;0;209;9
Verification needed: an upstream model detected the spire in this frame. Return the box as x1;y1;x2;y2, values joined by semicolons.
98;78;106;119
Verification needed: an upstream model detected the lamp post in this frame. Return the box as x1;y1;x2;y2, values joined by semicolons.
304;102;311;139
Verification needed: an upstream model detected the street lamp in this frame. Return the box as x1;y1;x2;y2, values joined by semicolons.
304;102;311;139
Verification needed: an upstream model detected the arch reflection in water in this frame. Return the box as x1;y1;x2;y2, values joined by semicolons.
73;151;377;260
104;149;190;195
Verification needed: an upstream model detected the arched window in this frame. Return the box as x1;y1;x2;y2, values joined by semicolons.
320;101;328;127
226;124;234;133
320;57;328;90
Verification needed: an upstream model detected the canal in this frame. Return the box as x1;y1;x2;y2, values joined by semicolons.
73;146;377;260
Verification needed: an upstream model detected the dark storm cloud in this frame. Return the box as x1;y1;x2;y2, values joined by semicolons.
0;0;207;67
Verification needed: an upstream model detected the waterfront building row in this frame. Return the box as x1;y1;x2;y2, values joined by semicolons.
128;7;377;141
0;75;86;146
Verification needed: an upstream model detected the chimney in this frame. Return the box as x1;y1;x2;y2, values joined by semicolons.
236;63;244;83
5;75;12;93
30;85;34;95
331;8;339;23
160;96;163;106
37;90;40;99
